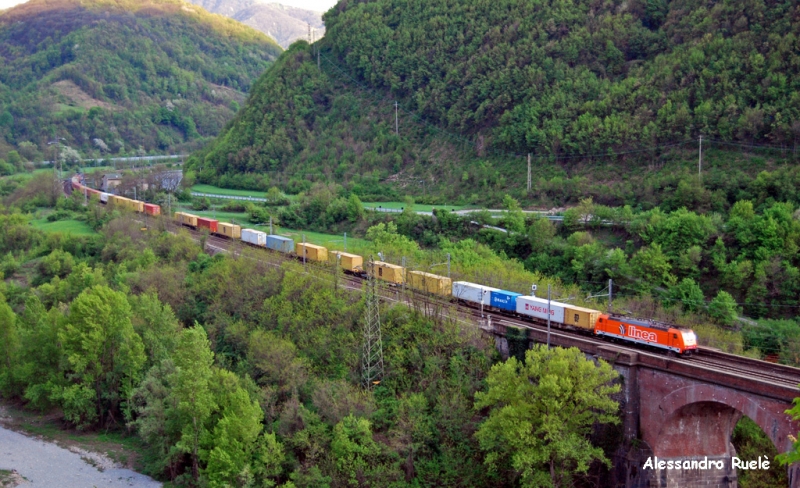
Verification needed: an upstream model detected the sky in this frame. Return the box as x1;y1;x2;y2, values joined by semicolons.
0;0;339;12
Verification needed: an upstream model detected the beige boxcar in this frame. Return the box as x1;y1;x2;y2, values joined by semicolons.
174;212;198;227
407;270;452;296
330;251;363;273
218;222;241;239
563;305;602;330
368;261;405;284
296;242;328;262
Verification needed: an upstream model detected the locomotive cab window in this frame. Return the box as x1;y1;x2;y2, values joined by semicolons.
673;334;678;339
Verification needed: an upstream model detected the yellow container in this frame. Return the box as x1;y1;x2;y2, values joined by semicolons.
218;222;241;239
368;261;405;284
296;242;328;262
330;251;364;273
563;305;601;330
175;212;198;227
407;270;452;296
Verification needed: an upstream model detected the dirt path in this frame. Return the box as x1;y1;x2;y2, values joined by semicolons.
0;405;161;488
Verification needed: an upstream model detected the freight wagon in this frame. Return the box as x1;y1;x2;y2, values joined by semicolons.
452;281;500;306
242;229;267;247
368;261;405;284
516;295;566;323
218;222;241;239
175;212;198;228
144;203;160;216
407;270;451;296
331;251;363;273
266;235;294;254
490;290;521;312
197;217;218;233
296;242;328;262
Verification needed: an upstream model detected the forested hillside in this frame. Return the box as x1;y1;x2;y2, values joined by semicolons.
189;0;800;204
0;0;282;161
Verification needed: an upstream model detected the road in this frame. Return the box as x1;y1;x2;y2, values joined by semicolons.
0;424;161;488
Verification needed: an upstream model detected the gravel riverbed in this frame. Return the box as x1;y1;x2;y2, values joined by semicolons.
0;425;161;488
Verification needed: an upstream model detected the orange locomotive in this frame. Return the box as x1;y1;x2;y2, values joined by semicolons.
594;314;698;355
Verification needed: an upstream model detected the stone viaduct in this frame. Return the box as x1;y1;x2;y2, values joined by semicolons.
487;321;800;488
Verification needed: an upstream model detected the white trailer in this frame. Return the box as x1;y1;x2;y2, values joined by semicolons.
241;228;267;247
516;295;566;323
452;281;500;306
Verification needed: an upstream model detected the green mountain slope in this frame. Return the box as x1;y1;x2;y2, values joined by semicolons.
0;0;282;161
190;0;800;205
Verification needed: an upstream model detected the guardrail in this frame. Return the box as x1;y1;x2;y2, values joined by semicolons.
191;192;266;202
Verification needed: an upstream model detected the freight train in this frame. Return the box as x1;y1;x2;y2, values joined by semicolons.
70;175;161;216
69;175;699;356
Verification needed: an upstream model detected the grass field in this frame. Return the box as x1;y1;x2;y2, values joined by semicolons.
191;184;272;198
361;201;470;212
30;218;97;236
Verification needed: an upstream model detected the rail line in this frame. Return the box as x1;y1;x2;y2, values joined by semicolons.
161;219;800;395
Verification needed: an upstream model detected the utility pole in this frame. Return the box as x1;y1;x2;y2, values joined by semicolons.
303;234;307;272
317;50;320;70
698;135;703;179
269;215;273;235
344;232;347;252
395;101;399;135
362;258;384;388
527;153;532;192
608;278;613;312
446;253;451;279
547;284;552;349
307;23;311;43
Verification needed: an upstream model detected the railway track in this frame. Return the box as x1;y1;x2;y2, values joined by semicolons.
161;220;800;394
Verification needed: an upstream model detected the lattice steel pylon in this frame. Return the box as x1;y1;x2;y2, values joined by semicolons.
361;260;384;388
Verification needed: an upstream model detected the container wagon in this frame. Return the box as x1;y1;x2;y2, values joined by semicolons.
197;217;218;233
452;281;501;306
296;242;328;262
330;251;363;273
175;212;198;228
242;229;267;247
407;270;452;297
563;305;601;330
490;290;522;312
266;235;294;254
368;261;405;284
144;203;161;216
218;222;241;239
516;295;566;323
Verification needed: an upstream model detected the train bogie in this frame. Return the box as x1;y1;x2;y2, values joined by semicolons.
296;242;328;262
407;270;451;296
266;235;294;254
490;290;522;312
242;228;267;247
452;281;500;306
368;261;405;284
218;222;241;239
331;251;363;273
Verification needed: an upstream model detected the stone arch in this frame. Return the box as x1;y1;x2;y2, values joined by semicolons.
656;384;794;455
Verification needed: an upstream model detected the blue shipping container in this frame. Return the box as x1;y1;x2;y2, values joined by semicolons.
266;235;294;253
490;290;522;311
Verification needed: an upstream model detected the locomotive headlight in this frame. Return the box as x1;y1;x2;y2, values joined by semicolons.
682;332;698;347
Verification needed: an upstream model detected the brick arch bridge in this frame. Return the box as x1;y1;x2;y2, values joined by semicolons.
488;322;800;488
